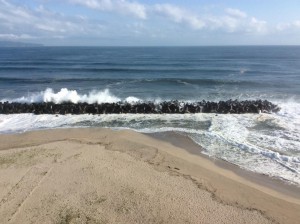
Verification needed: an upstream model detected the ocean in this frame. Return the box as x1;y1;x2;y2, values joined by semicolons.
0;46;299;185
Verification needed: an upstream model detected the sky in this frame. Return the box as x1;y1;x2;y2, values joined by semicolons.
0;0;300;46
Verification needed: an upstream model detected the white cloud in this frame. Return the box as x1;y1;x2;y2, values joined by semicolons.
213;15;239;32
70;0;147;19
225;8;247;18
248;17;267;33
294;21;300;27
154;4;205;30
0;0;106;41
0;33;35;40
199;8;268;34
153;4;267;34
205;8;267;34
209;15;267;34
276;20;300;31
1;0;297;45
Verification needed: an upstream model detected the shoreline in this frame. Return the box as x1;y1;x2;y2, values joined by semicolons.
0;128;299;223
148;131;300;199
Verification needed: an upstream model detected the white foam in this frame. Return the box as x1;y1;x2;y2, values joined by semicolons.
1;88;149;104
1;88;122;104
0;88;199;105
125;96;141;103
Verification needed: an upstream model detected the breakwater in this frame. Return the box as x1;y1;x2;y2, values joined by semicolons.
0;100;280;115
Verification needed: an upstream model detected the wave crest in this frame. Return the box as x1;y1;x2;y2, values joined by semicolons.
1;88;136;104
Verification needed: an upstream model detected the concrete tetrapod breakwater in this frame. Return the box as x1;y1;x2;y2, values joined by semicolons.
0;100;280;115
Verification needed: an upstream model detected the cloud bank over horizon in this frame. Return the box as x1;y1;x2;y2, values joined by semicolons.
0;0;300;46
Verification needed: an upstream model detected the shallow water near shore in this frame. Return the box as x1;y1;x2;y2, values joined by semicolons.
148;131;300;199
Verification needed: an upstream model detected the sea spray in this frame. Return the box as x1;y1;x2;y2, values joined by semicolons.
1;88;123;104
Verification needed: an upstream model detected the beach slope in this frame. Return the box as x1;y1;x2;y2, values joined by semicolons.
0;128;299;224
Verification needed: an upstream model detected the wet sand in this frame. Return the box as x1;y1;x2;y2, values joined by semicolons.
149;131;300;199
0;128;299;224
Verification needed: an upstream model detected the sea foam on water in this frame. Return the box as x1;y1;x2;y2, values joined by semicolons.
0;106;299;186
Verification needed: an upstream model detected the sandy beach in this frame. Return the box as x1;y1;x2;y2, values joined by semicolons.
0;128;299;224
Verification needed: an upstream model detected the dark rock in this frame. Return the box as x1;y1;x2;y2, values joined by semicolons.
0;100;280;115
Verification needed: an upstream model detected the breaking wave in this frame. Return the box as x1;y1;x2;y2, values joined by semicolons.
1;88;141;104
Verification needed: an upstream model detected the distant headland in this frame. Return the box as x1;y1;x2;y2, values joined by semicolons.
0;41;43;47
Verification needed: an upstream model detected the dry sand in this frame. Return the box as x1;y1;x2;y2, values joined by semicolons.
0;128;299;224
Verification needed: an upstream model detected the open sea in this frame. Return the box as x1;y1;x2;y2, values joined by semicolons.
0;46;300;186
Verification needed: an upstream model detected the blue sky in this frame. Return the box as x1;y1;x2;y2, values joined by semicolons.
1;0;300;46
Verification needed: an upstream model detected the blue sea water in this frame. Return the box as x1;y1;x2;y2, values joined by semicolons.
0;46;300;185
0;46;300;102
